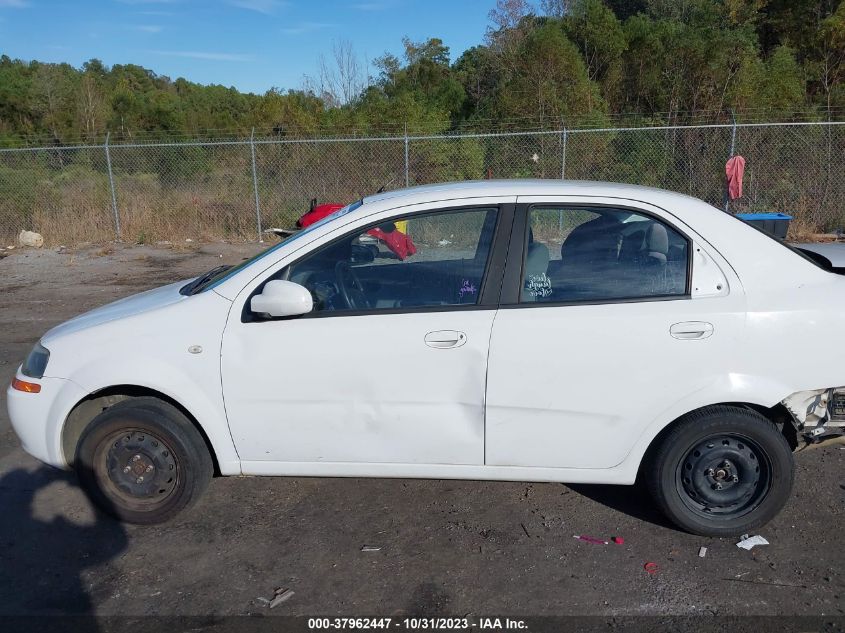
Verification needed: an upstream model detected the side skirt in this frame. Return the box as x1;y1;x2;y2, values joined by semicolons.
238;460;637;485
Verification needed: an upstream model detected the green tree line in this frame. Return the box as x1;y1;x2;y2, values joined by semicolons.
0;0;843;146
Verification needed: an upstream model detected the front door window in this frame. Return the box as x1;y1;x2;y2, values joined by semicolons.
283;207;498;312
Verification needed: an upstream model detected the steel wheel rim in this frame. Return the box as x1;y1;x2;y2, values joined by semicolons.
675;433;772;519
95;428;179;509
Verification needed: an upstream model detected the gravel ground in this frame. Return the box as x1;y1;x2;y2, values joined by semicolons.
0;243;843;621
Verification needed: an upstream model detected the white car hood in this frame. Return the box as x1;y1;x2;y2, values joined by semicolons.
42;280;191;343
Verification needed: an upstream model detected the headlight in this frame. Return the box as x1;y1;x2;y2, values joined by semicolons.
21;342;50;379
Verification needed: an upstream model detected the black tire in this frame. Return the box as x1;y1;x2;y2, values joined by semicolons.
75;397;213;524
646;405;794;536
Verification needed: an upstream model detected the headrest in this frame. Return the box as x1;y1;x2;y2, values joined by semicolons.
645;223;668;256
645;223;668;263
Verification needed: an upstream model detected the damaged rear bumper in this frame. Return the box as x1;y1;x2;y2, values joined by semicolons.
782;388;845;442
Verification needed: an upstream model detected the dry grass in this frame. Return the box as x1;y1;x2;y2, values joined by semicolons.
783;193;841;241
27;182;115;247
4;171;261;248
1;133;842;248
11;187;839;249
787;216;824;242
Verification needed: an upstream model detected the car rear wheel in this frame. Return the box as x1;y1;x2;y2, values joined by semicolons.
646;405;794;536
75;397;213;524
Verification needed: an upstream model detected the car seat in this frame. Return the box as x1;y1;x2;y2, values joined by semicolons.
640;223;670;294
555;214;623;299
615;221;671;295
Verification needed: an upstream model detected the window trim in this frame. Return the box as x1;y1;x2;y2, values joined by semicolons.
499;202;693;307
242;203;515;322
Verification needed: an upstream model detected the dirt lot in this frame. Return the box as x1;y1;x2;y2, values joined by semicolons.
0;243;844;622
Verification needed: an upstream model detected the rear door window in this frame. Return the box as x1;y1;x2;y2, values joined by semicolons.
520;207;689;303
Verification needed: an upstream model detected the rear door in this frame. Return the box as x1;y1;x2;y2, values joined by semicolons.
485;197;746;469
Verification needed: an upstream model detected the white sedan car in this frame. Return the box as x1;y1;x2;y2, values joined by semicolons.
8;180;845;536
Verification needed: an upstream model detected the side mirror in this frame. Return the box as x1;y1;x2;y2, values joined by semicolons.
251;280;313;318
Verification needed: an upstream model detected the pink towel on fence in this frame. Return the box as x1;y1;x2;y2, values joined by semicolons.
725;155;745;200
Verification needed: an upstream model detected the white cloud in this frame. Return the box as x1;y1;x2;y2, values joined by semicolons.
151;50;254;62
0;0;30;8
228;0;285;14
281;21;335;35
135;24;163;33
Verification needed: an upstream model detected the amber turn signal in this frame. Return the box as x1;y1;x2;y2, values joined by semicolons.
11;377;41;393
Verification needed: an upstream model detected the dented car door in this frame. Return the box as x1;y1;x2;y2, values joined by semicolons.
220;203;513;466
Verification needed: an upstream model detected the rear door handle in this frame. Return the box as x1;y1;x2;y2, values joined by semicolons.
670;321;714;340
424;330;467;349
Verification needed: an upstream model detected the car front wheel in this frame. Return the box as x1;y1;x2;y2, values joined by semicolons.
75;397;213;524
646;405;794;536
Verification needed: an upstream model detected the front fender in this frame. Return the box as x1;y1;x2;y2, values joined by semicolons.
39;289;240;474
61;357;241;475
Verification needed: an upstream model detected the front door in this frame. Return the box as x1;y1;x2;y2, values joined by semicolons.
221;204;509;466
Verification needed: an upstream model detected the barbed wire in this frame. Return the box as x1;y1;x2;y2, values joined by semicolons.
2;107;843;149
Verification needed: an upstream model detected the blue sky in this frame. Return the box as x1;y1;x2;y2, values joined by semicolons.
0;0;492;94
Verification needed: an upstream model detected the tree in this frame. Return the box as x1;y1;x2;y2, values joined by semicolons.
495;22;605;124
486;0;536;56
315;40;366;107
619;3;760;120
730;45;805;114
453;45;501;121
603;0;648;20
31;64;73;141
253;88;323;135
540;0;570;17
812;2;845;111
0;2;841;144
77;70;108;139
563;0;627;107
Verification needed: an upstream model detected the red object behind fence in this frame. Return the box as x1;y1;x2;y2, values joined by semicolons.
725;155;746;200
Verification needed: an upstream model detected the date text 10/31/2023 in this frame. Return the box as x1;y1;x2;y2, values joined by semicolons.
307;617;529;630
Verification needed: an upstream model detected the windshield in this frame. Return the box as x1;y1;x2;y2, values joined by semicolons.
186;200;363;295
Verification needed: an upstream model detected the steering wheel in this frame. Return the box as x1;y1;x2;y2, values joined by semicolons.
334;261;372;310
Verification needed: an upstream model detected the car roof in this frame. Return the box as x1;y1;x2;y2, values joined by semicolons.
362;179;694;207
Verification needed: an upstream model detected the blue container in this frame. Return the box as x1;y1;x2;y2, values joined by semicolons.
736;212;793;239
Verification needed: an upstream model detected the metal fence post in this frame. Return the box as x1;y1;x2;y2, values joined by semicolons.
560;126;568;232
104;131;121;241
250;128;264;242
404;123;410;187
724;111;737;213
560;127;568;179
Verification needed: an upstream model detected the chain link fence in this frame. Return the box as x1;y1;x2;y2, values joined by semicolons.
0;122;842;247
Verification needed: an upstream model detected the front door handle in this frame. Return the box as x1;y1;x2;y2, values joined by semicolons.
670;321;714;340
424;330;467;349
